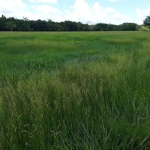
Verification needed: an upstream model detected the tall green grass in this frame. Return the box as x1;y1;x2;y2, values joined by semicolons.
0;32;150;149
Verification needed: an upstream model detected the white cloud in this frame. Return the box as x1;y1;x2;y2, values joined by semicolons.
0;0;27;18
135;8;150;24
0;0;142;25
0;0;59;20
62;0;132;24
136;8;150;18
32;5;61;14
29;5;61;20
29;0;58;3
0;0;26;13
62;0;92;23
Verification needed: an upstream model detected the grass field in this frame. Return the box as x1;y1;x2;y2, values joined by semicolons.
0;31;150;150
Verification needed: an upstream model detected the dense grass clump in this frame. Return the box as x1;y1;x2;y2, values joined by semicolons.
0;32;150;150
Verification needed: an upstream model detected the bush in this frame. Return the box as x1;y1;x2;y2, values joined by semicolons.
138;25;150;31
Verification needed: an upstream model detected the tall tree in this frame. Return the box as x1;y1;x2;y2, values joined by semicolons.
0;14;6;31
144;15;150;28
5;21;16;31
22;17;31;31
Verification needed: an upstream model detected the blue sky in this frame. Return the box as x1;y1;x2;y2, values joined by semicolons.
0;0;150;25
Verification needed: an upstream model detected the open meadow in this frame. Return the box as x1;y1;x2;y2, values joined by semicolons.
0;31;150;150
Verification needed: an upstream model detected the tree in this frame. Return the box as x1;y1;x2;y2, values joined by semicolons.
77;22;86;31
0;14;6;31
95;23;108;31
119;23;137;31
144;15;150;28
5;21;16;31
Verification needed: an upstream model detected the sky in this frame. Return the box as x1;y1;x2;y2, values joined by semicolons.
0;0;150;25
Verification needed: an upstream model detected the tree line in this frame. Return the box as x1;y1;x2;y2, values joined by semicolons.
0;14;150;31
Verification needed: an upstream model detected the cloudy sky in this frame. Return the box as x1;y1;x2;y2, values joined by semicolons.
0;0;150;25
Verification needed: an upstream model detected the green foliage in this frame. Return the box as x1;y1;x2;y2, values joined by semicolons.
138;25;150;31
143;15;150;27
0;32;150;149
0;14;138;31
119;23;137;31
5;21;16;31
